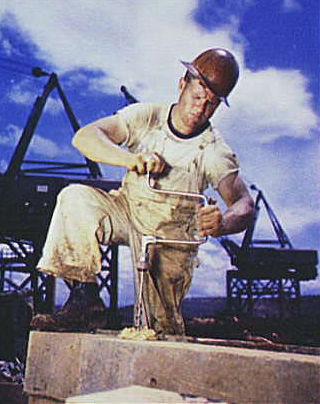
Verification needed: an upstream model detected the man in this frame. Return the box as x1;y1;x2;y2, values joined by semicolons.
31;48;254;335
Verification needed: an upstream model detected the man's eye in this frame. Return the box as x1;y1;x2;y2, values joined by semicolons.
193;95;203;101
207;99;217;107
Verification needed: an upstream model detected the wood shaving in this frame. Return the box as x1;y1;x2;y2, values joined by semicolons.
118;326;157;341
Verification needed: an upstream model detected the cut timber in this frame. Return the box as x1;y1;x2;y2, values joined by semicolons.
24;331;320;404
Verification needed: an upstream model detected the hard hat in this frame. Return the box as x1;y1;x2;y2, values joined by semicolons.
180;48;239;107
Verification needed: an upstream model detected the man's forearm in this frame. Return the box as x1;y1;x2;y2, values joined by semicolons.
73;125;166;174
72;126;135;169
219;197;254;236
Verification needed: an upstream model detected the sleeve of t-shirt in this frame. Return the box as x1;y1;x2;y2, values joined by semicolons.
116;103;154;149
203;131;240;190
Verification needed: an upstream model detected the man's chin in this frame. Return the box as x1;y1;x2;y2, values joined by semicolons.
187;118;205;130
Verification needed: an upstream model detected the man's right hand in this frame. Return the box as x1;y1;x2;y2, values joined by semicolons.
127;152;167;174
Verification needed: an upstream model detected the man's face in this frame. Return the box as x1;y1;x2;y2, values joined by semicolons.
177;77;220;133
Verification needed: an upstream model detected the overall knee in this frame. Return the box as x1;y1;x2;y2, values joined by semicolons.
57;184;89;205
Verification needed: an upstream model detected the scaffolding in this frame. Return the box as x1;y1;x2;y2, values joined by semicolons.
0;69;120;315
221;185;318;316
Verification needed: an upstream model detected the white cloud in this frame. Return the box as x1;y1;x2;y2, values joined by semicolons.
0;124;20;145
189;240;231;297
214;67;318;144
0;0;242;103
44;97;64;115
7;81;63;115
247;202;319;245
29;132;73;158
1;124;73;158
7;84;35;105
0;159;8;172
2;38;14;56
270;206;319;239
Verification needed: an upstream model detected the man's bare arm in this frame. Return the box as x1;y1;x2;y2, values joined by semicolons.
198;173;254;237
72;115;165;174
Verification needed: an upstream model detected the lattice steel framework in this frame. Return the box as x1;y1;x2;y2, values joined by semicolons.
222;185;317;317
226;270;301;316
0;237;54;313
0;69;120;315
0;238;119;315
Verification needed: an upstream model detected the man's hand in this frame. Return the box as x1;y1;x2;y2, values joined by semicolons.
128;152;167;174
198;204;224;238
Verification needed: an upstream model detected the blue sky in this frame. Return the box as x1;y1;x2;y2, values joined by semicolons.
0;0;319;304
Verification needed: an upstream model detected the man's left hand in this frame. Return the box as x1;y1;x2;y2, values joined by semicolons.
198;204;224;238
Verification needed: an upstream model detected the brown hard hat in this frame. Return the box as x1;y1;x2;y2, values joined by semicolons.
180;48;239;107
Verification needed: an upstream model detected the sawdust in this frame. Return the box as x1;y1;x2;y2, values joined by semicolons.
118;327;158;341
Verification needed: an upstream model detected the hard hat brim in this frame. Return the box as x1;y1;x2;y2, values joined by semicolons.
180;60;230;107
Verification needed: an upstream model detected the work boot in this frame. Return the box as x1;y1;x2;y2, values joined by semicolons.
30;282;110;332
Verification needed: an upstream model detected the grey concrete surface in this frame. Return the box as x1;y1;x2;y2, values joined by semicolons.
24;331;320;404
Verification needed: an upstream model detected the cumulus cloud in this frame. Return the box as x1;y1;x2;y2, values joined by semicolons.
253;204;319;240
190;240;231;297
0;0;242;103
30;133;73;158
0;124;21;145
7;81;64;115
214;67;318;144
1;124;73;158
44;97;64;115
7;85;34;105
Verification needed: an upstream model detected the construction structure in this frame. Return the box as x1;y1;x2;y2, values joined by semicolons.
219;185;318;316
0;68;120;316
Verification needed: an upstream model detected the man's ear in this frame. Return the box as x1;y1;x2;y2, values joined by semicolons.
178;77;186;92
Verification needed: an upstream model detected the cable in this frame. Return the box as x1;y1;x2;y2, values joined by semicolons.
0;56;35;69
0;57;50;78
0;64;32;77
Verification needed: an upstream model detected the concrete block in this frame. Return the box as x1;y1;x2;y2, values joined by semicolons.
65;385;228;403
25;331;320;404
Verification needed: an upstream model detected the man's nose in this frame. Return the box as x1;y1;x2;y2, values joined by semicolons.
194;99;207;114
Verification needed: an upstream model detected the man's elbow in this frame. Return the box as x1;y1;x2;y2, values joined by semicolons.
72;128;82;149
241;196;255;230
72;127;87;153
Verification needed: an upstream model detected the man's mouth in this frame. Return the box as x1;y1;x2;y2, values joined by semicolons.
189;113;203;122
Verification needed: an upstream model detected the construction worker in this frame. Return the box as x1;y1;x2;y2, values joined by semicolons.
31;48;254;335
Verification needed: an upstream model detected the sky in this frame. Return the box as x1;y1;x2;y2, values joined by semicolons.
0;0;319;306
